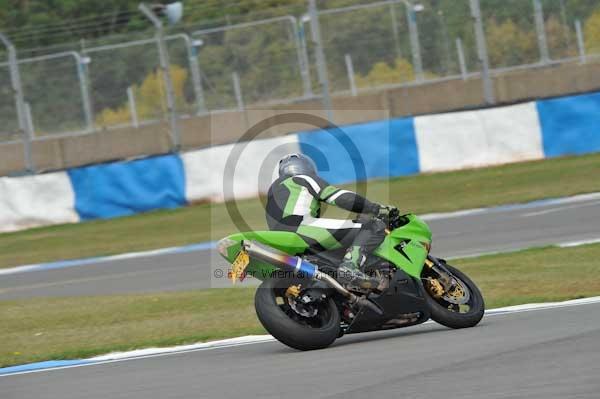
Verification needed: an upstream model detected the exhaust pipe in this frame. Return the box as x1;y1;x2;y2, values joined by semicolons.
242;241;382;315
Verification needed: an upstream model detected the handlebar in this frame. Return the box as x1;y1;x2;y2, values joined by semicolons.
355;208;408;230
385;208;410;230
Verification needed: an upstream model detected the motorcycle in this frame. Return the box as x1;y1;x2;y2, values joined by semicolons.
218;209;484;350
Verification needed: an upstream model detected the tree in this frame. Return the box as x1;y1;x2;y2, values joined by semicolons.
485;18;537;67
95;65;189;127
545;15;575;59
584;9;600;55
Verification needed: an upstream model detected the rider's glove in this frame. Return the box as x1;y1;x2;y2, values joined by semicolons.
377;205;398;219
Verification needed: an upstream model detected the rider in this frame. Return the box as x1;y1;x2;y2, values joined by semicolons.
266;153;396;290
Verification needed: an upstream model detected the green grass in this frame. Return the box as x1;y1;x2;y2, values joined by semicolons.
1;153;599;268
2;243;600;368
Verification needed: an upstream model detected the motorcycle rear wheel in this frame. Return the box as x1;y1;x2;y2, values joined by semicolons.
424;263;485;329
255;277;341;351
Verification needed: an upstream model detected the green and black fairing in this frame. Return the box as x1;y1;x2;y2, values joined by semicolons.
372;214;432;277
218;213;433;280
221;203;485;349
218;214;435;333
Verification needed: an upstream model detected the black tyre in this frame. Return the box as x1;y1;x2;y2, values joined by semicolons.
255;277;341;351
424;263;485;329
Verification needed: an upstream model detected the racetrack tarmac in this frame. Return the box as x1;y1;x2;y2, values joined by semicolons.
4;301;600;399
1;196;600;299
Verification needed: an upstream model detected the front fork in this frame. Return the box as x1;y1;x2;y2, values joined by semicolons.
423;255;456;292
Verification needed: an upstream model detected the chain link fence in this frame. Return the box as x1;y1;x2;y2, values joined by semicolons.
482;0;539;68
542;0;600;61
1;0;600;169
191;16;309;110
0;63;19;142
313;2;406;93
416;1;472;78
20;52;90;135
83;35;167;130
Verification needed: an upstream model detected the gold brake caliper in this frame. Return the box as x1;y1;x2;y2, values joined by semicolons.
424;259;444;299
285;284;301;298
427;279;445;299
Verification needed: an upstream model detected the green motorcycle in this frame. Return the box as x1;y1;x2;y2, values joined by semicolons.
218;209;484;351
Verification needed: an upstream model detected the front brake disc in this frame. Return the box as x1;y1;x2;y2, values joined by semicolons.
441;279;471;305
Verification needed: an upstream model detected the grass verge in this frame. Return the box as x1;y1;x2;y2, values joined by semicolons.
1;153;599;268
2;243;600;368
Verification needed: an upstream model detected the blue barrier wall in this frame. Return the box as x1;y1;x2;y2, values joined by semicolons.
68;154;186;220
537;91;600;158
297;117;419;185
5;90;600;233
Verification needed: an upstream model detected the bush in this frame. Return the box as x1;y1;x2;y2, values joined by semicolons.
96;65;189;127
354;58;415;88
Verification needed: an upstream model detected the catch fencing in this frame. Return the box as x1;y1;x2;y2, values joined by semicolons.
1;0;600;172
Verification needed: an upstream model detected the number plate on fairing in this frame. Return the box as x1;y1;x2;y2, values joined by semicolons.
230;251;250;284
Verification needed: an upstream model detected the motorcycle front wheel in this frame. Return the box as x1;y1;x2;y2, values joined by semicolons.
255;277;341;351
423;263;485;329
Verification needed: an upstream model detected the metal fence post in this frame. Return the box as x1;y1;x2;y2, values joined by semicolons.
533;0;550;63
456;38;468;80
292;16;313;98
24;102;35;134
232;72;244;111
470;0;495;105
189;44;207;114
74;53;94;132
308;0;333;123
174;34;206;115
575;20;587;64
127;87;139;128
0;33;34;173
404;0;424;82
344;54;358;96
139;3;181;151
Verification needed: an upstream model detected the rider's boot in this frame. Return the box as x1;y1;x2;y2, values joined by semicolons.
337;246;384;291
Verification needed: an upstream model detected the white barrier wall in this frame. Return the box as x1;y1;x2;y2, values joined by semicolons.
182;135;301;202
1;91;597;234
0;172;79;233
414;102;544;173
